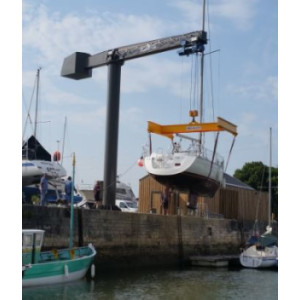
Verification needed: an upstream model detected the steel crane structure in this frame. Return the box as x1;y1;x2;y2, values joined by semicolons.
61;30;207;209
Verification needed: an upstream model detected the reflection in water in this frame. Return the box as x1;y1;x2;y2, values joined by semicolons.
23;266;278;300
22;279;93;300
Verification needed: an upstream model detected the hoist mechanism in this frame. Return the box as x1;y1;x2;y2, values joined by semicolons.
178;38;205;56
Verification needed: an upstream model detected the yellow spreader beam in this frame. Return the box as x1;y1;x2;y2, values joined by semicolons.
148;117;238;139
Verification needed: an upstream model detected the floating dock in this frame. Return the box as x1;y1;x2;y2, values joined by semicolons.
189;255;240;267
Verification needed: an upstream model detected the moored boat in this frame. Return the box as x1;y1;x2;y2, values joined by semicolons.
239;128;278;268
22;229;96;287
239;244;277;268
239;226;278;268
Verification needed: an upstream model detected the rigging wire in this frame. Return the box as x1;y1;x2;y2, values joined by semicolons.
102;159;138;194
193;53;199;112
178;56;185;123
207;0;215;122
22;74;38;140
189;54;194;112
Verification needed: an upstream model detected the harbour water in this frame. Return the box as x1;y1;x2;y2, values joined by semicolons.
23;266;278;300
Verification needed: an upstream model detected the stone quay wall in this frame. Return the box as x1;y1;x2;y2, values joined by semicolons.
22;205;242;270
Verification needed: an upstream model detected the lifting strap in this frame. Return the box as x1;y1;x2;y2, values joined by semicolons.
148;132;152;155
207;132;219;179
224;136;236;173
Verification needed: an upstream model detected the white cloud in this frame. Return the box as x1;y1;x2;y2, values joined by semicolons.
170;0;258;31
121;57;190;95
22;3;167;70
227;76;278;103
22;1;186;103
210;0;258;30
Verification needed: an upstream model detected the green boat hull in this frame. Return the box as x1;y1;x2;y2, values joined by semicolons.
23;244;96;287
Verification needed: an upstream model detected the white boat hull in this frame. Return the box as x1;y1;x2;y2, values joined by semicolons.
144;152;224;196
22;159;67;186
239;245;278;268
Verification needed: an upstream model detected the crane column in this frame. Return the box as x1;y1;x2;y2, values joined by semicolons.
102;60;123;209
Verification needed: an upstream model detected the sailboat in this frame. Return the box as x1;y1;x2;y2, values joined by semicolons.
22;154;97;287
143;0;237;197
239;128;278;268
22;68;67;187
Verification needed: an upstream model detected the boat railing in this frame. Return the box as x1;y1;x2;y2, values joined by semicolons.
196;147;224;168
152;145;224;167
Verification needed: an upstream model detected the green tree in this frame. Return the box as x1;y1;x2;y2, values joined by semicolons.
233;161;278;220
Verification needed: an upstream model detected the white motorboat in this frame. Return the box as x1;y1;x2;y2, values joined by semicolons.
78;179;137;208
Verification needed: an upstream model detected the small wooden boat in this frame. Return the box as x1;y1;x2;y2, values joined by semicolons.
22;229;96;287
23;154;97;287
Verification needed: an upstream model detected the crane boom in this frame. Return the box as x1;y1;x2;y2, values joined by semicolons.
61;30;207;79
61;29;207;209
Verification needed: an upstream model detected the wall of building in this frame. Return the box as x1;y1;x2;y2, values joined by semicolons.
23;205;242;270
138;175;269;223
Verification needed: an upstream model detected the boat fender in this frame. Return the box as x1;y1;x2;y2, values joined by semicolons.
137;157;144;167
64;264;69;277
91;264;96;279
53;151;61;161
51;249;59;260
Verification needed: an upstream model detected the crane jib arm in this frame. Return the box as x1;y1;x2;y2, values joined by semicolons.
147;117;238;139
61;31;207;80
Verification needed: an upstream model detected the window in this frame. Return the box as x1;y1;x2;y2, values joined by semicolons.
35;233;43;247
116;188;127;195
119;202;126;208
23;234;33;248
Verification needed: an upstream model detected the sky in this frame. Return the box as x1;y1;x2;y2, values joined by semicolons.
19;0;279;197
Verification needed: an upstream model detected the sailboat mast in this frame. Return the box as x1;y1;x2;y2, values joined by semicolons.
61;116;67;166
69;152;76;249
268;127;272;227
199;0;206;147
33;68;41;138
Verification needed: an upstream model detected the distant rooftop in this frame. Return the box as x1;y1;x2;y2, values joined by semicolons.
224;173;255;191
